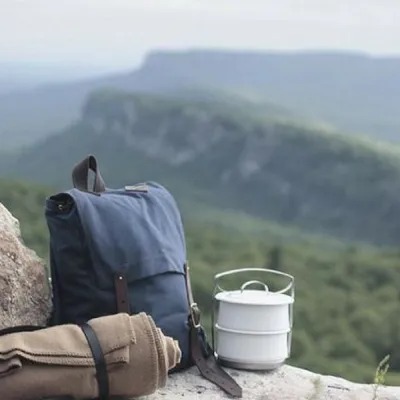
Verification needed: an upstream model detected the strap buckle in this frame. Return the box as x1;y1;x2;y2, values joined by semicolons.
190;302;201;328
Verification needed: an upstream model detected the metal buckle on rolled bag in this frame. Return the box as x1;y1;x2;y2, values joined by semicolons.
211;268;295;371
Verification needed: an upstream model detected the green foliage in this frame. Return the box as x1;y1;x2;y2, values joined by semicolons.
374;355;390;386
373;355;391;399
2;178;400;385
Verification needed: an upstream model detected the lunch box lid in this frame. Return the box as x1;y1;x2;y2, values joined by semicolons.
215;289;294;306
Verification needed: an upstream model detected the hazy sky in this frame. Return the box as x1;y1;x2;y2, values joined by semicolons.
1;0;400;70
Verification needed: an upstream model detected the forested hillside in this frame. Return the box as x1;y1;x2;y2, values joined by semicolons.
3;89;400;247
1;178;400;385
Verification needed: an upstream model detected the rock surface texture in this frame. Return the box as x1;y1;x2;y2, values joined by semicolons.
1;203;400;399
0;202;51;329
139;364;400;400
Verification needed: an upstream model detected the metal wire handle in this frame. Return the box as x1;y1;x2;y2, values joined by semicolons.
214;268;294;295
240;280;269;292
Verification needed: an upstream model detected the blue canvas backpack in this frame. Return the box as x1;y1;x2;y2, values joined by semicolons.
41;155;242;398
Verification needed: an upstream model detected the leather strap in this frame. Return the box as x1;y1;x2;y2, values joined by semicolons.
184;263;243;398
80;323;109;400
72;154;106;193
114;274;130;314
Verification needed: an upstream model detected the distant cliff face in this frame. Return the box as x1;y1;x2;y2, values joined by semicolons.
80;90;328;177
83;91;250;167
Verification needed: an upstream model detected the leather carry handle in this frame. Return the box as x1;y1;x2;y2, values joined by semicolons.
72;154;106;193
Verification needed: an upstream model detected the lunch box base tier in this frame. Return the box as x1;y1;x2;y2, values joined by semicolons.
217;357;285;371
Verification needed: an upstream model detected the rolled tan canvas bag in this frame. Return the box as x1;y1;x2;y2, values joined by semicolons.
0;312;181;400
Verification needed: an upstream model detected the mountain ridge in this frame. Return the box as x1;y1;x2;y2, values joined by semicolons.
1;49;400;149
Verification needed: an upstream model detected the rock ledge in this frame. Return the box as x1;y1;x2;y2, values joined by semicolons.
140;364;400;400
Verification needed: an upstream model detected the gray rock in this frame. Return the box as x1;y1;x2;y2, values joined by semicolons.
0;202;51;329
139;364;400;400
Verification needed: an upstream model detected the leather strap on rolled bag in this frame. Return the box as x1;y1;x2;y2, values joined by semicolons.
184;263;243;398
80;322;110;400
